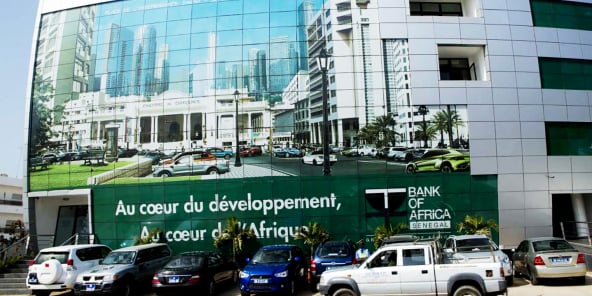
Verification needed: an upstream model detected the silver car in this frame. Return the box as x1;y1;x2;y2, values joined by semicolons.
153;153;229;177
512;237;587;285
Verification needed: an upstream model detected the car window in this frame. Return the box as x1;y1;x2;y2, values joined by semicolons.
402;248;426;266
532;239;575;252
516;241;528;252
35;252;69;264
253;249;291;263
455;238;491;251
76;246;111;261
208;254;222;266
318;243;351;258
103;251;136;264
166;254;204;268
369;249;397;268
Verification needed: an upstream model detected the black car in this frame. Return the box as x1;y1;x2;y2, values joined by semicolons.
118;148;138;158
152;251;238;295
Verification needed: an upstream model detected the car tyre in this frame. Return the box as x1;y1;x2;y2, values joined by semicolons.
333;288;356;296
207;279;215;295
158;171;172;177
406;165;416;174
452;285;481;296
528;268;539;285
240;291;249;296
506;275;514;286
206;168;219;175
118;281;132;296
441;163;453;173
38;259;62;284
576;276;586;285
312;159;317;165
289;279;296;296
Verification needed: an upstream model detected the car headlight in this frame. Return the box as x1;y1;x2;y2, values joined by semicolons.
274;270;288;278
239;271;249;278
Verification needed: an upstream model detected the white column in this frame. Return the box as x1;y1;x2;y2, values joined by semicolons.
337;120;344;147
183;114;189;142
153;116;159;144
571;194;590;238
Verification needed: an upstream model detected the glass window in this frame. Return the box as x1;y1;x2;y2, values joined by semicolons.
410;2;463;16
546;122;592;156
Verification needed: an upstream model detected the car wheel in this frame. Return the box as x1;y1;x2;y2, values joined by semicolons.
37;259;63;284
506;275;514;286
240;292;250;296
576;276;586;285
406;165;416;174
118;281;132;296
528;268;539;285
232;270;239;284
158;171;172;177
207;279;215;295
289;279;296;296
441;163;453;173
206;168;219;175
333;288;356;296
312;159;317;165
452;285;481;296
301;159;305;164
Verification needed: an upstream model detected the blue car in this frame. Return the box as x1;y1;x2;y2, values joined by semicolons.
273;148;302;158
205;147;233;159
239;245;308;296
309;241;355;291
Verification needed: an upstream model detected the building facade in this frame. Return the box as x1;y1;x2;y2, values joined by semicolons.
24;0;592;253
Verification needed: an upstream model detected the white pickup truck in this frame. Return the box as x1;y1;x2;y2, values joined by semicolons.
318;240;507;296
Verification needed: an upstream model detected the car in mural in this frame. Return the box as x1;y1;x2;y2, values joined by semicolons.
205;147;233;159
152;153;229;177
239;245;308;296
274;147;303;158
442;234;513;285
26;244;112;296
512;237;587;285
158;150;213;165
74;243;172;296
152;251;239;295
405;148;470;173
318;240;507;296
240;146;263;157
301;150;337;166
309;241;355;291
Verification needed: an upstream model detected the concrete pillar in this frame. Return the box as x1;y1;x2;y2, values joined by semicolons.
571;194;590;238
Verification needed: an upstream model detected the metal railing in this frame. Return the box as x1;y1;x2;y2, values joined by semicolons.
560;221;592;246
0;235;30;266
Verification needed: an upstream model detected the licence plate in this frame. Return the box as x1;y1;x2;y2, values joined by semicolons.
254;279;269;284
169;276;180;283
550;257;570;263
86;284;96;291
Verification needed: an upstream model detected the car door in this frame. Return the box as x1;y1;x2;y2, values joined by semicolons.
399;246;436;295
354;249;401;295
173;155;193;175
512;241;529;274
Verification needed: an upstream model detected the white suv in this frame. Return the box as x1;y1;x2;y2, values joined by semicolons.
26;244;112;296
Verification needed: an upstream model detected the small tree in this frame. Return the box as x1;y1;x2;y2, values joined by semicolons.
213;217;256;262
295;221;330;258
373;223;409;249
457;215;498;238
133;228;162;245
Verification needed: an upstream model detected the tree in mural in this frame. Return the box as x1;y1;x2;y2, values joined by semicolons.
433;108;465;147
213;216;257;262
373;223;409;249
295;221;330;258
414;120;437;148
457;215;498;238
29;73;60;156
356;115;399;147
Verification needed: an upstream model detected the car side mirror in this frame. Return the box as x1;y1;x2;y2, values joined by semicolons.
245;257;250;263
294;256;301;262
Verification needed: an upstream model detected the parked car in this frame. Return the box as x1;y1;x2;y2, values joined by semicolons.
26;244;112;296
42;153;59;164
383;147;408;160
159;150;213;165
118;148;138;158
405;148;470;173
512;237;587;285
57;152;78;162
142;150;169;165
240;146;263;157
152;251;238;295
239;245;308;296
153;153;229;177
301;150;337;166
442;234;513;285
205;147;233;159
74;243;172;296
274;148;302;158
309;241;355;290
340;147;359;157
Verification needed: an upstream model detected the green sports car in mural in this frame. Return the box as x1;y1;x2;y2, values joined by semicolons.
405;149;470;174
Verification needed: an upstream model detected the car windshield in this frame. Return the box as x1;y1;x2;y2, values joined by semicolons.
252;249;291;263
164;254;204;269
318;243;351;258
532;239;575;252
102;251;136;264
35;252;69;264
455;238;496;252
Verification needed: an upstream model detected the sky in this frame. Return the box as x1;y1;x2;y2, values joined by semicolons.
0;1;39;178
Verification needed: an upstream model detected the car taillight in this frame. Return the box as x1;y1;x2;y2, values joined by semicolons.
310;259;316;273
67;259;74;266
577;254;586;264
29;260;35;266
352;258;358;265
533;255;545;266
187;274;201;284
151;274;160;285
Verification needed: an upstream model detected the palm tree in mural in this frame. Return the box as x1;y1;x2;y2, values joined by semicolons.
295;221;330;258
373;223;409;249
432;111;449;147
432;109;465;148
414;121;437;148
214;216;256;262
357;124;379;145
373;115;398;147
457;215;499;238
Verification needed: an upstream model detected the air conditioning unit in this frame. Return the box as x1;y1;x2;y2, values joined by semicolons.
356;0;370;9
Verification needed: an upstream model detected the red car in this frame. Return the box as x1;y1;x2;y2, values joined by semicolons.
240;146;263;157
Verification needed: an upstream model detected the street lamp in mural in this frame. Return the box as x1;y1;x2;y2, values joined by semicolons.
418;105;429;148
234;90;242;167
316;48;331;176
